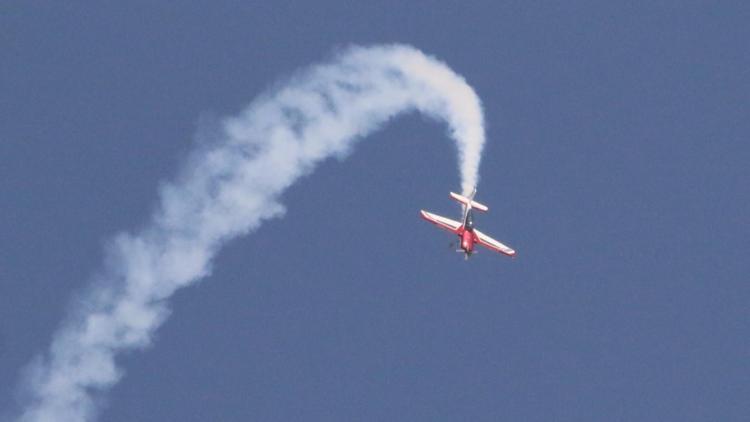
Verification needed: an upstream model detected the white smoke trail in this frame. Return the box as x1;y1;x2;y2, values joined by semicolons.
11;44;485;422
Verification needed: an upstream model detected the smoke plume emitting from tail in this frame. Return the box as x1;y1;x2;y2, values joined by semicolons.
12;44;486;422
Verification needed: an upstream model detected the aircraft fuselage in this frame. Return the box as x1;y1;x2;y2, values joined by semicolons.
458;208;476;257
460;229;475;253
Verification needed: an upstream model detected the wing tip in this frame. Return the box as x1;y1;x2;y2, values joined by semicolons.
498;247;516;257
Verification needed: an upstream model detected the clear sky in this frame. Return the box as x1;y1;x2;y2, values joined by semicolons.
1;1;748;421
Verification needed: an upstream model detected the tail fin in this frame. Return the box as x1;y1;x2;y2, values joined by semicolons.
450;191;489;212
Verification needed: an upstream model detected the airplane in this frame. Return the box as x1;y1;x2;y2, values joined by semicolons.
420;188;516;260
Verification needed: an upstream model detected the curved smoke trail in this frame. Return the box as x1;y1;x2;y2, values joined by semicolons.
11;44;485;422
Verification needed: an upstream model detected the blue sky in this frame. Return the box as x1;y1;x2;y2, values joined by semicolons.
1;2;748;421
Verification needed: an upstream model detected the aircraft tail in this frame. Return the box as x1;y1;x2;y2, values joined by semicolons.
450;190;488;212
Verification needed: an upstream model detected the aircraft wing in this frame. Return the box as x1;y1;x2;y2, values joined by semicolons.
420;210;462;234
474;229;516;257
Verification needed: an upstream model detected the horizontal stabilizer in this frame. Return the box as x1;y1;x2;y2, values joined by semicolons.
450;192;488;212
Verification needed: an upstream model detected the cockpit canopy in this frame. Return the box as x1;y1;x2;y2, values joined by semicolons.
465;210;474;230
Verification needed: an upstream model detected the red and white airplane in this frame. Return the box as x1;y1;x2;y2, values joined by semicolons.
420;188;516;260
